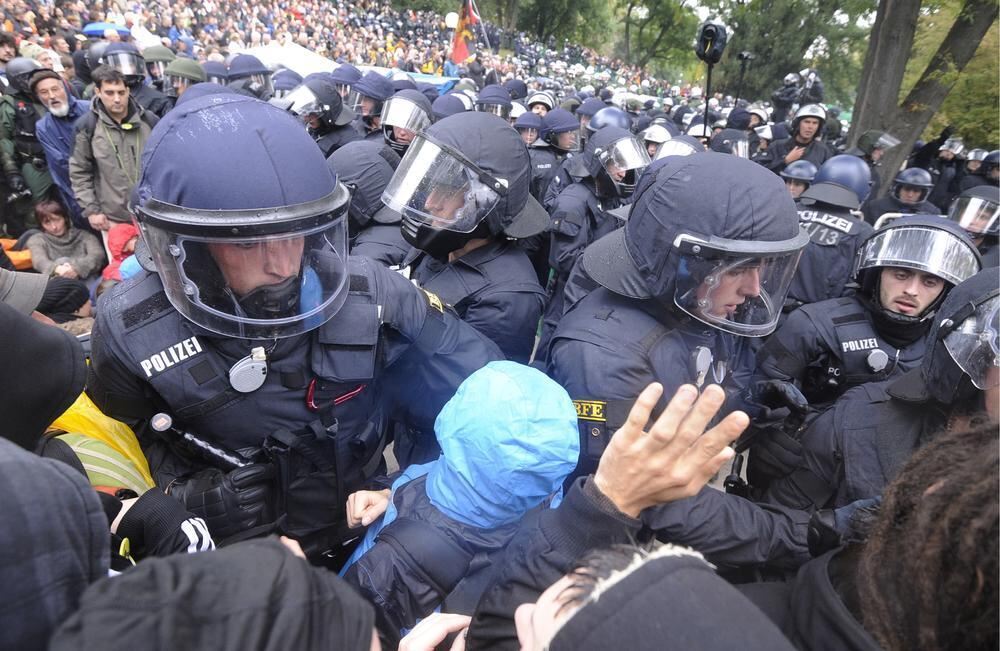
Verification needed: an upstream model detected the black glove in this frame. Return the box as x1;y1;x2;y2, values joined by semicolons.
167;464;275;541
807;496;882;557
940;125;955;141
752;379;810;415
8;173;26;192
118;489;217;558
741;380;812;485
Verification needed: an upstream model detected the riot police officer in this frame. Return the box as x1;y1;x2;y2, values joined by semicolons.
862;168;938;225
846;129;901;202
959;149;1000;191
379;88;432;156
535;126;650;363
947;184;999;266
382;112;548;363
102;43;173;117
529;107;581;203
770;73;800;124
86;95;502;552
761;104;833;174
351;71;394;142
226;54;274;101
757;216;981;412
327;140;410;267
548;153;808;477
780;160;817;201
284;75;359;157
786;155;874;310
473;84;513;120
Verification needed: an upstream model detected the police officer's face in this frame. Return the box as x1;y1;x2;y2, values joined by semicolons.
646;141;659;157
518;127;538;145
878;267;945;317
749;115;763;128
798;117;820;140
697;263;762;318
423;183;468;223
360;96;379;117
966;159;981;173
531;103;548;116
556;130;578;150
208;238;305;296
392;125;416;144
172;77;191;98
785;179;807;199
606;161;627;183
514;574;579;651
579;114;591;130
898;186;923;204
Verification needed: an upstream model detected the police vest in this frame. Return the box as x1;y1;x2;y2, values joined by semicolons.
7;95;44;159
800;297;927;404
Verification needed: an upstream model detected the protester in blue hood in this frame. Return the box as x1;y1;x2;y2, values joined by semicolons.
341;361;579;647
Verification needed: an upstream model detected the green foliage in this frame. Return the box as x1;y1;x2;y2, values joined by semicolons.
700;0;876;106
612;0;701;80
516;0;615;47
902;1;999;148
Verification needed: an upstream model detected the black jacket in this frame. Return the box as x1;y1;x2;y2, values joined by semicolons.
761;137;833;175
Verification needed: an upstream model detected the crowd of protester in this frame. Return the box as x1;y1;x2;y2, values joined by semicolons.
0;1;998;650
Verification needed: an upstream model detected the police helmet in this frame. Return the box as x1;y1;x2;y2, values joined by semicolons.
102;43;146;86
948;185;1000;241
85;41;109;70
918;269;999;405
780;160;818;184
748;106;769;126
709;128;750;158
432;93;470;121
142;45;175;85
271;68;304;98
581;152;808;337
542;108;583;153
330;63;363;109
327;141;401;232
201;61;228;85
783;72;800;85
382;112;549;259
227;55;273;99
5;57;40;94
514;111;542;145
982;150;1000;176
352;71;394;119
526;90;555;113
940;138;966;157
891;168;934;204
587;106;631;134
285;76;355;130
509;101;527;122
163;58;205;98
381;89;433;155
134;95;351;339
641;124;672;146
587;127;650;199
474;84;513;120
790;104;826;136
577;97;606;118
856;130;901;156
853;215;981;327
966;148;988;162
800;155;872;210
502;78;528;101
390;70;417;92
653;134;703;161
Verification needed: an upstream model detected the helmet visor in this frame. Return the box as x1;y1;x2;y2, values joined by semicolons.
599;137;650;195
146;61;166;79
948;195;1000;237
103;51;145;77
285;84;325;117
382;136;504;234
943;295;999;389
940;138;965;156
136;190;350;340
672;230;809;337
380;96;431;132
655;139;700;160
476;102;511;119
550;126;583;153
875;132;901;151
855;226;981;286
164;73;193;98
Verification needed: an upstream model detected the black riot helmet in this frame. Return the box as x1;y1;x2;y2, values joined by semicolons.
948;185;1000;244
102;43;146;86
5;57;40;94
853;216;981;342
327;141;401;234
382;112;548;260
380;89;433;156
891;168;934;204
285;76;355;132
585;126;651;199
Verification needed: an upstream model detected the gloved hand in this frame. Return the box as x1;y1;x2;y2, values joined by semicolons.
8;173;26;192
751;379;810;417
167;464;275;541
807;496;882;557
741;380;811;484
940;125;955;141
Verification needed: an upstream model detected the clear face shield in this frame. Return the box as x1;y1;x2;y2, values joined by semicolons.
875;132;901;152
948;195;999;239
654;138;700;160
103;51;145;78
549;127;583;153
517;126;539;145
598;137;651;197
136;186;351;340
672;230;810;336
942;295;999;389
476;102;511;120
382;135;506;234
146;60;166;80
284;84;327;121
249;72;274;97
164;73;194;98
854;226;981;287
380;96;431;152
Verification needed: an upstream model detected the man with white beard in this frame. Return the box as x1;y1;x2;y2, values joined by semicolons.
33;69;91;229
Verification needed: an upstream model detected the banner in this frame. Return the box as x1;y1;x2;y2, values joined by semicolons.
450;0;479;64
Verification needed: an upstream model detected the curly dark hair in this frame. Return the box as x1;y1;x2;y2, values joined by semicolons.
858;422;999;651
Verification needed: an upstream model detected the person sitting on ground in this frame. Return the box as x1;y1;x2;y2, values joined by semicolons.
341;361;580;647
100;221;138;283
26;199;105;279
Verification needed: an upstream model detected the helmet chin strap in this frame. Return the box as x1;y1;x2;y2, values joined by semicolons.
237;276;300;320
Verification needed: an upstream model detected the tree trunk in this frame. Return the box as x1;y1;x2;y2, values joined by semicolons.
848;0;923;147
871;0;996;196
